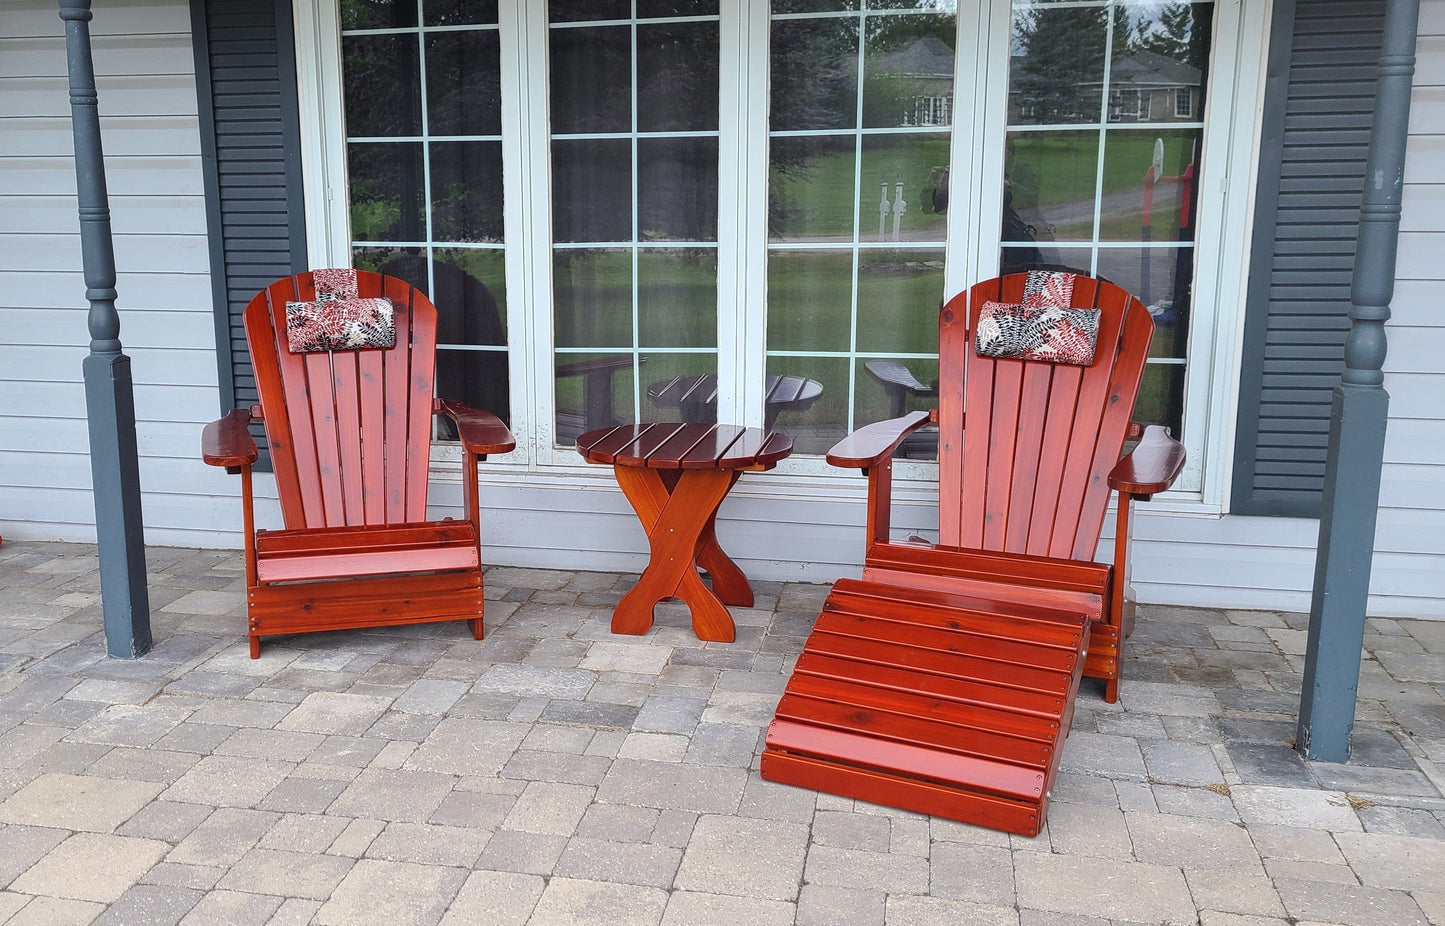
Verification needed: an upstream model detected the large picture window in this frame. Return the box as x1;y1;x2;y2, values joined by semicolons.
318;0;1242;499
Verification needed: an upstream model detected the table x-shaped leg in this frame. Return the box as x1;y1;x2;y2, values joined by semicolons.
611;465;753;642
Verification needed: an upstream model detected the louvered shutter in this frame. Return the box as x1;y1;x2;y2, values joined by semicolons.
1232;0;1385;517
192;0;307;462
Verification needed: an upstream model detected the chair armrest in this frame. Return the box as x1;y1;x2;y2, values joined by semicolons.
434;399;516;455
201;408;259;467
1108;425;1186;497
826;411;932;469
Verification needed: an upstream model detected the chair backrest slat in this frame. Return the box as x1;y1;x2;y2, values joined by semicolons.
937;273;1153;560
244;270;437;531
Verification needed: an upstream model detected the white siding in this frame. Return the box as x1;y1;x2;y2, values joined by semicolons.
0;0;235;547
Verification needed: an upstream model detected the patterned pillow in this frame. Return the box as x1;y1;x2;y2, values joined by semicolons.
975;270;1099;366
285;268;396;353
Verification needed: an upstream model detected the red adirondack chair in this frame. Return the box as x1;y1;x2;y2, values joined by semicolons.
760;272;1185;836
201;270;515;657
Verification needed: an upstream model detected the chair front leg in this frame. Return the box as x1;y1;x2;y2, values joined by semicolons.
1106;489;1138;703
864;457;894;552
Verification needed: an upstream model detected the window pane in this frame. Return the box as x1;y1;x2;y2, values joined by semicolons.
765;355;849;453
427;31;502;137
861;14;956;129
1003;131;1100;244
552;0;631;22
855;357;938;459
341;0;417;30
348;142;425;241
641;353;720;424
639;137;719;241
555;352;639;440
638;0;719;15
856;248;945;355
1133;362;1185;436
343;35;421;137
1094;247;1192;356
552;139;633;243
430;141;504;243
424;0;497;26
1117;1;1212;116
554;249;633;349
859;134;949;242
1007;6;1107;126
1098;129;1200;241
768;250;854;353
638;22;720;132
770;18;860;131
773;0;859;13
639;249;718;348
769;135;857;242
550;25;632;133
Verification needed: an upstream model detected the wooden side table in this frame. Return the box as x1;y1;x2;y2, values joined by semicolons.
577;423;793;642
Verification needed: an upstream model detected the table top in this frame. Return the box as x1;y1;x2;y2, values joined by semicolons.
577;423;794;470
647;374;823;411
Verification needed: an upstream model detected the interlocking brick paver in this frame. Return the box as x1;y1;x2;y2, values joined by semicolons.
1335;830;1445;891
167;807;277;867
1275;877;1430;925
554;835;682;888
4;895;106;925
314;858;467;926
796;883;885;926
1186;868;1289;918
215;848;354;900
92;883;202;926
161;755;291;809
1016;852;1196;924
437;870;544;926
177;889;283;926
597;758;747;814
676;814;809;900
528;877;668;926
0;772;163;832
11;832;169;903
661;890;795;925
476;829;567;874
884;895;1018;926
1126;810;1261;868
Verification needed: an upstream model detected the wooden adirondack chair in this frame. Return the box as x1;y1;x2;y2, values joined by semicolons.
201;270;515;657
760;272;1186;836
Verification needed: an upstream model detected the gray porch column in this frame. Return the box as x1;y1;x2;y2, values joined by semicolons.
60;0;153;658
1296;0;1418;761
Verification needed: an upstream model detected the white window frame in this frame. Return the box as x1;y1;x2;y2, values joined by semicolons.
291;0;1271;513
1176;85;1193;118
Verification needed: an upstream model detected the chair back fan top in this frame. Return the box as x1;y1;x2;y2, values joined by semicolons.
937;272;1154;561
245;270;438;531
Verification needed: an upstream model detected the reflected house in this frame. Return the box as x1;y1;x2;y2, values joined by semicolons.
1096;50;1203;123
872;34;956;126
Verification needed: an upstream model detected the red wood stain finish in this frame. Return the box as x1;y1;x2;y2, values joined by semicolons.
578;423;793;642
760;272;1186;837
206;271;515;656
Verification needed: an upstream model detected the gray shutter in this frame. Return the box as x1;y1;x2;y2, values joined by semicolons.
1231;0;1385;517
192;0;307;457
